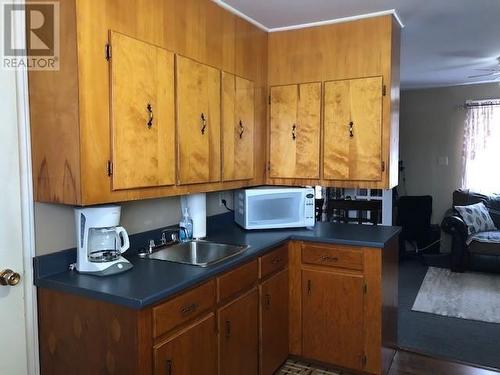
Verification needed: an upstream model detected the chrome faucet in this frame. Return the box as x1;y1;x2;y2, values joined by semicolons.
138;227;188;258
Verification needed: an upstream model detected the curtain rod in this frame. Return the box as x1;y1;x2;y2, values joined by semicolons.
465;99;500;108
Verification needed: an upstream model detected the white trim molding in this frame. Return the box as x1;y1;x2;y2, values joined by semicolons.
12;1;40;374
268;9;404;32
212;1;404;32
211;0;268;31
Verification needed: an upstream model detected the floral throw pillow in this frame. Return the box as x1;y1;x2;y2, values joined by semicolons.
455;202;497;236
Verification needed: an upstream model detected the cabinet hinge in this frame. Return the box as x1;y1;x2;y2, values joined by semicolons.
381;161;386;172
105;43;112;61
382;84;387;96
107;160;113;176
362;354;367;368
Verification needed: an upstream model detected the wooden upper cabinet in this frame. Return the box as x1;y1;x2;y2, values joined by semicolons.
110;31;176;190
302;269;366;371
323;76;383;181
222;72;255;181
176;55;221;185
269;83;321;179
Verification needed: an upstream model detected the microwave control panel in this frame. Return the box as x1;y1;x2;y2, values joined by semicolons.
305;188;316;226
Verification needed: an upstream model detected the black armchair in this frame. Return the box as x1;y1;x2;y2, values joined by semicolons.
441;210;468;272
441;189;500;273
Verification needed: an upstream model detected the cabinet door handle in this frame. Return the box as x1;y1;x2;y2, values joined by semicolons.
165;359;172;375
225;320;231;338
264;294;271;310
147;103;154;129
349;121;354;138
307;279;312;295
239;120;244;139
292;124;296;140
201;113;207;135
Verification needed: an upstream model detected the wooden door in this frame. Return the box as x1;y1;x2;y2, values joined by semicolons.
110;31;175;190
302;269;365;371
323;76;383;181
154;314;217;375
269;82;321;179
260;269;289;375
176;55;221;184
222;73;254;181
219;289;259;375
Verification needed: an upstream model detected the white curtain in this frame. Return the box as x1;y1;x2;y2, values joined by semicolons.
462;104;500;193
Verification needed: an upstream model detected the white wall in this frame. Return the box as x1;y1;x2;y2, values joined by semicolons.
35;191;233;255
400;82;500;224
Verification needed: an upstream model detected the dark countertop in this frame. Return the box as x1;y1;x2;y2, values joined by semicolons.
34;214;400;309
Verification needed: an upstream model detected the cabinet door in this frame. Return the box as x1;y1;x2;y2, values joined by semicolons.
177;55;221;184
323;76;383;181
302;269;365;371
261;269;289;375
269;83;321;179
222;73;254;181
154;314;217;375
110;31;175;190
219;289;259;375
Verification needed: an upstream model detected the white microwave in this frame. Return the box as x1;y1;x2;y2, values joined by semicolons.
234;187;316;230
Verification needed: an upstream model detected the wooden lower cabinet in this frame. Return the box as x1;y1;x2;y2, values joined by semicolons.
302;269;365;371
153;314;217;375
290;239;399;375
37;239;397;375
219;288;259;375
260;268;289;375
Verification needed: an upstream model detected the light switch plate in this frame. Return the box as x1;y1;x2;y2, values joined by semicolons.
438;156;449;166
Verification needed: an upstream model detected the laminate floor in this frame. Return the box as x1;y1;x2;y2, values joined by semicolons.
278;351;500;375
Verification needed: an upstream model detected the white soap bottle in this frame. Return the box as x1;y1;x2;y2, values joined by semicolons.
179;207;193;242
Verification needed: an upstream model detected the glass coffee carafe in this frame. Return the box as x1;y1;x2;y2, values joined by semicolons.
87;226;130;263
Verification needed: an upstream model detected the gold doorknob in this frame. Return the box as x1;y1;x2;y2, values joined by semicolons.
0;269;21;286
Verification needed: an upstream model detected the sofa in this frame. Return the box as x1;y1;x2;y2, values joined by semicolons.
441;189;500;272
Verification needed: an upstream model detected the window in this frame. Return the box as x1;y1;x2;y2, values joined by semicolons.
462;100;500;193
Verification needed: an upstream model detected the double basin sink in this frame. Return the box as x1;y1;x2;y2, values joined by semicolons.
146;240;249;267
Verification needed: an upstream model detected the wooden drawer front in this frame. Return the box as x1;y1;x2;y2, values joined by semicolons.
218;260;258;302
301;243;363;271
153;280;215;338
260;245;288;279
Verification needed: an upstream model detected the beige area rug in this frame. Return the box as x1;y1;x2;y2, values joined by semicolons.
278;359;343;375
412;267;500;323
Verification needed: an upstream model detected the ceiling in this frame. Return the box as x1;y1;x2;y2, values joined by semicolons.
219;0;500;89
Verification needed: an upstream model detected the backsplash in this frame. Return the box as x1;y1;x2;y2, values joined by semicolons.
34;191;234;255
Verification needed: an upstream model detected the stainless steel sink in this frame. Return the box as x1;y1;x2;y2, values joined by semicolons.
147;240;249;267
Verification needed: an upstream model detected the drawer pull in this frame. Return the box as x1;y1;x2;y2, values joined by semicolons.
225;320;231;338
271;257;283;264
180;303;198;316
320;255;338;263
